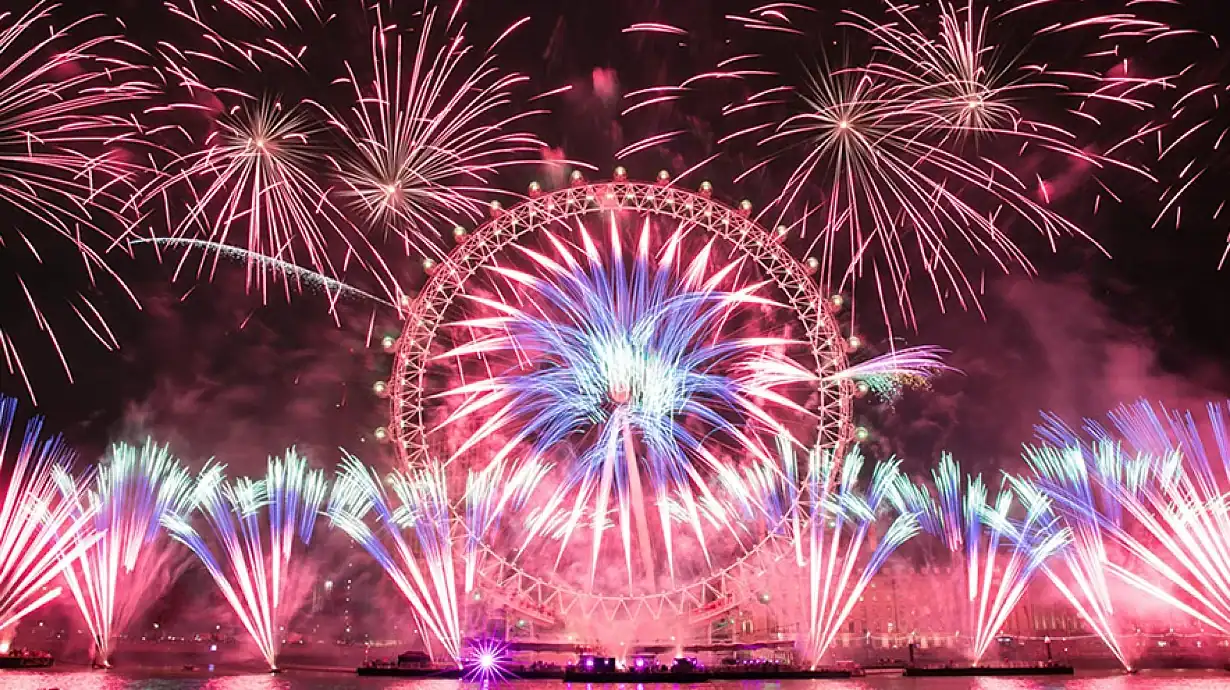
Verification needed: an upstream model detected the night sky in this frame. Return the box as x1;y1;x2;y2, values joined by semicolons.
3;0;1229;479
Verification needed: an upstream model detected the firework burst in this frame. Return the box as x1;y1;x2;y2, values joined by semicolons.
53;440;194;667
0;397;100;633
622;0;1169;327
432;217;946;591
327;454;462;665
137;97;400;304
317;3;548;257
0;2;155;402
163;450;327;670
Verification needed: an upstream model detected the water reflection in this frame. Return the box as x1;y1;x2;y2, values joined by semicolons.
1;671;1229;690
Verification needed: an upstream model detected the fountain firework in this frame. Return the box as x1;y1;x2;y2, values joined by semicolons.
0;397;100;633
1015;444;1134;668
163;450;327;670
1034;402;1230;641
53;440;194;667
787;442;919;668
328;454;462;665
900;455;1069;662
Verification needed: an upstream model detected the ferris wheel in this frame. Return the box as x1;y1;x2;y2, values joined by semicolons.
388;174;855;623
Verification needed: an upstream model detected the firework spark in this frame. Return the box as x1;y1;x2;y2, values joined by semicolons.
163;450;327;670
53;440;194;667
0;397;100;633
0;2;155;402
328;454;462;665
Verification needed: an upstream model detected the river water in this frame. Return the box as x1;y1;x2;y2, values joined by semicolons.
2;671;1229;690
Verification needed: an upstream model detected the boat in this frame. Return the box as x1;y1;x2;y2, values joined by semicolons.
904;663;1074;677
0;653;54;669
357;665;463;678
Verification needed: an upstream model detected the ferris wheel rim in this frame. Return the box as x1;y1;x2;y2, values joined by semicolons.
389;178;855;611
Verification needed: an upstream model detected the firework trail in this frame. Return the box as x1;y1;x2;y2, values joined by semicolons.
131;238;392;306
316;2;548;258
899;454;1069;662
163;451;327;670
53;440;194;667
0;397;100;633
794;443;918;668
0;2;155;402
328;454;462;665
434;218;946;590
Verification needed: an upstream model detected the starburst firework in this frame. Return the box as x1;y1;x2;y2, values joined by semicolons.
433;217;946;590
319;3;547;256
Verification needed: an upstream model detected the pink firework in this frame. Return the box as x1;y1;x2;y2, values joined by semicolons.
317;2;548;257
620;1;1171;326
0;2;154;402
138;97;401;305
430;214;946;592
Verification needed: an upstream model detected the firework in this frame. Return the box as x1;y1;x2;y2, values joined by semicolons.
1014;444;1133;668
900;454;1069;662
433;218;942;590
465;638;511;681
163;450;327;670
316;2;548;257
0;2;155;401
1037;402;1230;639
0;397;100;633
623;1;1167;326
53;440;194;667
792;443;919;668
327;454;462;665
138;98;401;304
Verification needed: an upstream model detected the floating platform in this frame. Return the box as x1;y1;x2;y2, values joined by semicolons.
563;667;856;682
357;665;565;679
564;669;712;683
359;663;857;681
0;655;54;669
358;666;461;678
903;664;1074;677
